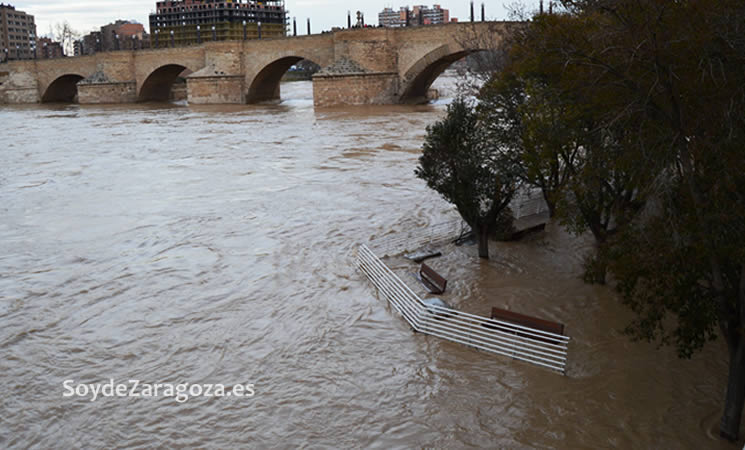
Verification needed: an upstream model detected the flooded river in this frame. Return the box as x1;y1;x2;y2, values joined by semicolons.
0;79;736;448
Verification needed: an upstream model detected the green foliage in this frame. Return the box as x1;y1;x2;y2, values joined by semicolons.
493;0;745;439
415;98;517;259
610;218;721;358
479;70;581;218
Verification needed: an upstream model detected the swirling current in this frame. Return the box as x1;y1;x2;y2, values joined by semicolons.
0;78;734;448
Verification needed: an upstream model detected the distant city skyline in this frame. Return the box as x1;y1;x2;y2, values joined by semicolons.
10;0;540;38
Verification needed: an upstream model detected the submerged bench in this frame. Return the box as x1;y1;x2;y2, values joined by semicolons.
489;307;565;341
418;263;447;294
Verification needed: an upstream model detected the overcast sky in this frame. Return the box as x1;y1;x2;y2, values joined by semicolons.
10;1;539;37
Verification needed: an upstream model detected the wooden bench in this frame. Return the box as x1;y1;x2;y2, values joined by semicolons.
489;307;565;341
418;263;447;294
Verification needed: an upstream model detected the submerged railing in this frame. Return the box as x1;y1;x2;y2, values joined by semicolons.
357;244;570;374
511;188;548;219
367;190;549;258
367;219;464;258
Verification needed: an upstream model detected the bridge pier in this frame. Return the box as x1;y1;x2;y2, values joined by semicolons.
187;74;245;104
1;83;38;103
78;81;137;104
313;72;400;107
0;61;39;103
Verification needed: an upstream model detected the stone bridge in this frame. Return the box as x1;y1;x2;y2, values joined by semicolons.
0;22;512;107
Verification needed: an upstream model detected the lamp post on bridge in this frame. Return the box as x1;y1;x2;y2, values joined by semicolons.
307;18;310;35
257;21;262;40
242;20;247;40
197;25;201;44
211;25;216;41
2;48;7;63
481;3;485;21
170;29;174;47
153;30;158;49
293;17;296;36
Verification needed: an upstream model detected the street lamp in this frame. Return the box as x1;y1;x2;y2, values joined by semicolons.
242;20;246;40
257;21;262;40
15;44;19;60
115;34;120;51
170;29;174;47
211;25;216;41
3;48;7;63
154;30;159;48
197;25;201;44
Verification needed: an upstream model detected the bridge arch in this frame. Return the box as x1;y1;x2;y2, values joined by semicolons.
399;44;483;103
138;64;194;102
42;74;85;103
246;56;320;104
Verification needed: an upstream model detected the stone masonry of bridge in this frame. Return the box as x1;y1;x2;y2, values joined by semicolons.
0;22;512;107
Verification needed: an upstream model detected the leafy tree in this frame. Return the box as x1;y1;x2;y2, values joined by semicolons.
479;37;647;284
507;0;745;440
559;123;650;282
479;71;581;218
415;98;517;259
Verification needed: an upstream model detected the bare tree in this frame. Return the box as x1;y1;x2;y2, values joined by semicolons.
54;22;80;56
452;22;513;97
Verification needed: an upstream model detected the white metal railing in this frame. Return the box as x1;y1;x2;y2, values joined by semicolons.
511;188;548;219
367;190;548;258
357;244;570;374
367;219;465;258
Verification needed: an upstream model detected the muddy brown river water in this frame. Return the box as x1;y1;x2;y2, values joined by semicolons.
0;79;738;448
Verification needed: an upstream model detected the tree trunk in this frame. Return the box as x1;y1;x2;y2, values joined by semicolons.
543;190;556;218
547;200;556;218
477;224;490;259
721;267;745;441
720;334;745;441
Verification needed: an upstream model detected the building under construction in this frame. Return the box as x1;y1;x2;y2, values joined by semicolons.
149;0;286;47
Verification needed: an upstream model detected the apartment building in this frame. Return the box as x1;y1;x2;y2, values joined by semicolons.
0;3;36;61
